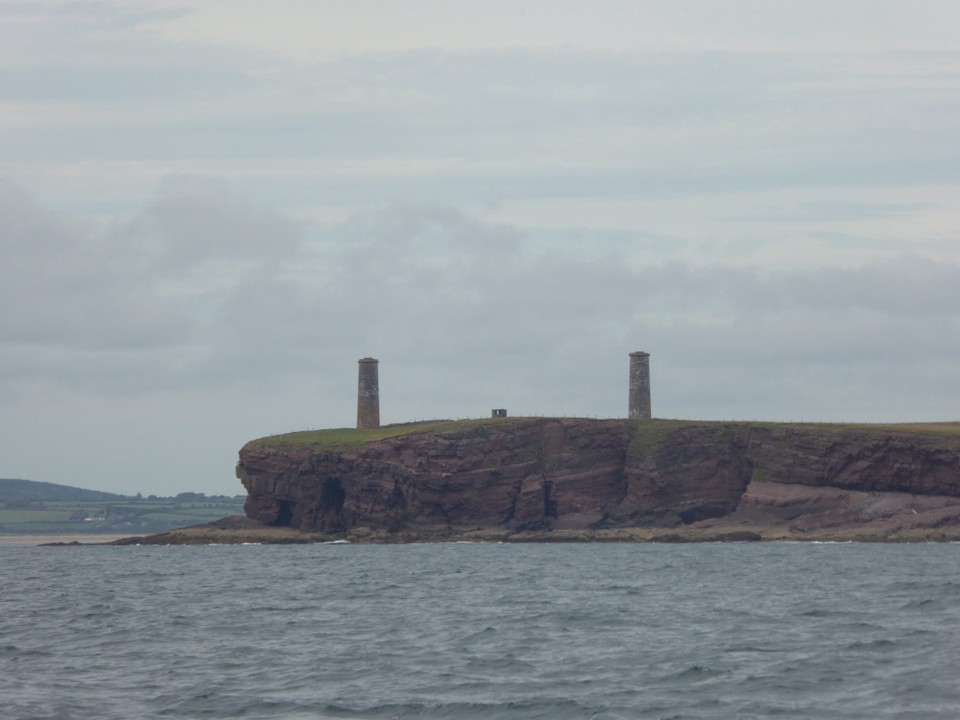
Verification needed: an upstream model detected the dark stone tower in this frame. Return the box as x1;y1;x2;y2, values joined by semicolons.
357;357;380;429
629;351;651;420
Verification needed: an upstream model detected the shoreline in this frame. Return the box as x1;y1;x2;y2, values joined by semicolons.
101;518;960;546
0;533;139;545
13;519;960;547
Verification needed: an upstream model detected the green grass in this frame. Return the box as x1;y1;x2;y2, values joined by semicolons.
0;497;246;536
245;417;960;455
636;418;960;436
245;417;544;453
855;422;960;435
0;509;74;523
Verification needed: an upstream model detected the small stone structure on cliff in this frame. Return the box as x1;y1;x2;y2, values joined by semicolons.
357;357;380;429
629;351;651;420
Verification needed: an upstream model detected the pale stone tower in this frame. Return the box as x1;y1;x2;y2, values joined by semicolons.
357;357;380;429
628;351;651;420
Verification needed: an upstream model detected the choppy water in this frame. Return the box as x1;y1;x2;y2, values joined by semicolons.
2;541;959;720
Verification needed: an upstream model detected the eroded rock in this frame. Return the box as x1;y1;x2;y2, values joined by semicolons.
237;419;960;538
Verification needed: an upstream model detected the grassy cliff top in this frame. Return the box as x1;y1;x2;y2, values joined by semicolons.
242;418;960;454
243;418;543;453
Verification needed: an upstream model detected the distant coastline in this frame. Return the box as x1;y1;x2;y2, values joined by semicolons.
6;534;137;545
0;480;245;538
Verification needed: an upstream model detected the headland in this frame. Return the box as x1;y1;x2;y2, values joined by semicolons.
116;417;960;544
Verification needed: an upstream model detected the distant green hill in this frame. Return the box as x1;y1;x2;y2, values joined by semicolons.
0;478;127;503
0;479;247;536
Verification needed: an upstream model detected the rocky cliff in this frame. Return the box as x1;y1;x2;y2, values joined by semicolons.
236;418;960;541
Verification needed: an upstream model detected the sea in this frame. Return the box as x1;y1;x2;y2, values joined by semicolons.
2;541;959;720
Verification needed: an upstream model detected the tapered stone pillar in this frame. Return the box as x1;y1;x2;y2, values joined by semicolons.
628;351;651;420
357;357;380;429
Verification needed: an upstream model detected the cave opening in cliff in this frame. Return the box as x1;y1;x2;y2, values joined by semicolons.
679;504;728;524
320;478;346;514
274;500;294;527
543;480;558;519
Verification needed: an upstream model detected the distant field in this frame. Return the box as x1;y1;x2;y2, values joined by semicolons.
0;509;74;523
0;494;246;536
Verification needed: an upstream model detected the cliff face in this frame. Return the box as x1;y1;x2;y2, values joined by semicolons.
236;419;960;538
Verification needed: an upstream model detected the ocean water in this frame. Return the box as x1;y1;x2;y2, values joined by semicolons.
2;542;959;720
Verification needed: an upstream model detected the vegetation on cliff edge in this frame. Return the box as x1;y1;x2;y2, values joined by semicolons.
243;418;960;455
244;417;547;453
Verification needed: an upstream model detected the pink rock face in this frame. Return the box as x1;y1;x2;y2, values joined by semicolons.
729;481;960;532
237;419;960;535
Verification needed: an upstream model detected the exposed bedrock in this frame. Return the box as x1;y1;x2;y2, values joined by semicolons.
237;419;960;535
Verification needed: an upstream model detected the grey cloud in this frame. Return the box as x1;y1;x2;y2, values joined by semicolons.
737;202;937;224
0;1;189;25
123;175;304;272
0;180;177;349
0;3;253;104
50;1;190;26
0;177;305;391
230;204;960;423
2;184;957;421
734;257;960;318
4;43;958;201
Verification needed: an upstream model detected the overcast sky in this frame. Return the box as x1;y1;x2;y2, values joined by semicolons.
2;1;959;495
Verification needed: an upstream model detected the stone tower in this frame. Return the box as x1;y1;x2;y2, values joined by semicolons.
628;351;651;420
357;357;380;429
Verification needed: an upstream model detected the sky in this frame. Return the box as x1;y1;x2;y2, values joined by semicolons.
1;0;959;496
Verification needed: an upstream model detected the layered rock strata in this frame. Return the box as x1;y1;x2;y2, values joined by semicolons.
237;419;960;539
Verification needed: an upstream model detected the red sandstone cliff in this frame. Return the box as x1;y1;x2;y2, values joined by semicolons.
236;419;960;539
